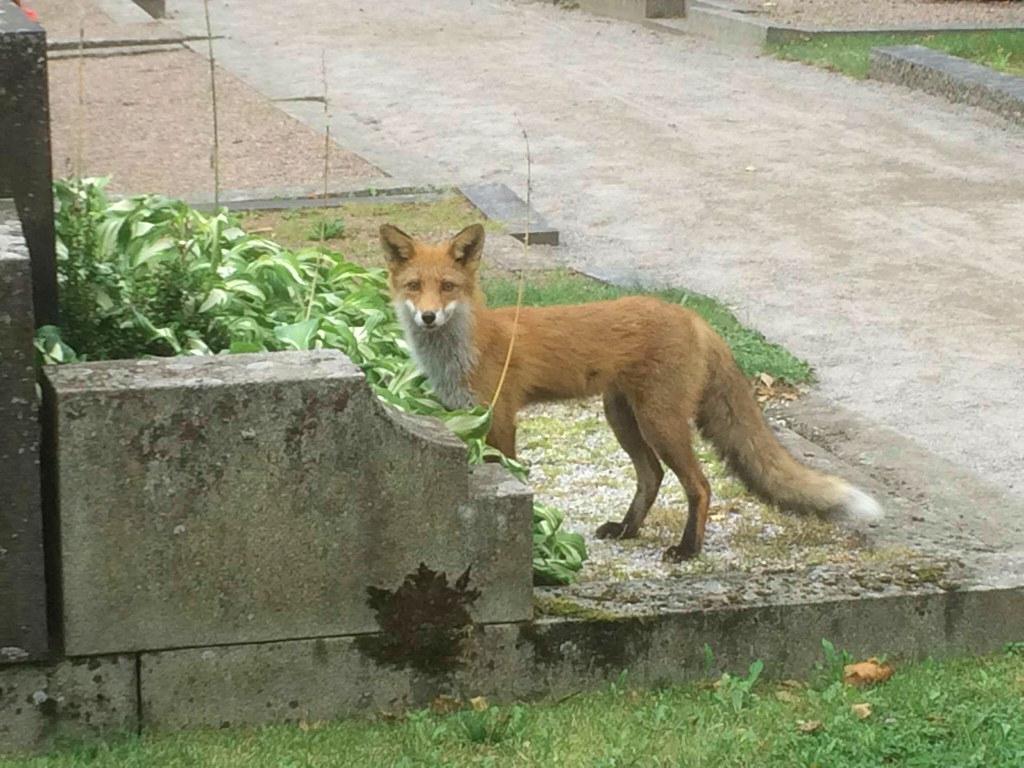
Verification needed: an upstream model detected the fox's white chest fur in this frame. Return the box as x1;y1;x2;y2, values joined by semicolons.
396;301;478;410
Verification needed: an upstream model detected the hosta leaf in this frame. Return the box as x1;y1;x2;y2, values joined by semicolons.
273;318;320;350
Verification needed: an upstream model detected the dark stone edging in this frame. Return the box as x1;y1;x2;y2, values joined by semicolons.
870;45;1024;125
645;1;1024;50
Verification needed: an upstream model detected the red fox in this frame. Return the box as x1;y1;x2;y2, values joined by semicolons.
381;223;882;561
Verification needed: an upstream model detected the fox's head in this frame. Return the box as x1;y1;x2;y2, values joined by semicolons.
380;223;485;331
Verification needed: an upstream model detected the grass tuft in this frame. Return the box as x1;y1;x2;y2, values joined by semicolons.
770;30;1024;79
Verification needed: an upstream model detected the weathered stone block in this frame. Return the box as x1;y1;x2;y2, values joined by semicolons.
0;655;136;755
0;4;58;325
577;0;686;21
0;203;48;663
459;183;559;246
46;350;532;656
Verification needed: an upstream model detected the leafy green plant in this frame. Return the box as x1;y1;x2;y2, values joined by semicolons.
713;659;764;713
453;706;526;746
39;178;587;585
307;216;346;241
813;638;854;690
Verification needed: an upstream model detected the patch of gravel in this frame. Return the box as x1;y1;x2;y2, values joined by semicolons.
519;399;865;583
523;399;965;616
48;49;381;198
729;0;1024;30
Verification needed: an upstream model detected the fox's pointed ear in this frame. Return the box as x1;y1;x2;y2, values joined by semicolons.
380;224;414;264
450;223;485;266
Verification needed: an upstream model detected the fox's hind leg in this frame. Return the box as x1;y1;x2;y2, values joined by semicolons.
595;392;664;540
632;406;711;561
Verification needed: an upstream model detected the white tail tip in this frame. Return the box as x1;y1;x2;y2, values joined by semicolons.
839;486;884;523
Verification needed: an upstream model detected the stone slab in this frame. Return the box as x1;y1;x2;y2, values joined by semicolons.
47;35;199;51
871;45;1024;126
139;582;1024;732
0;204;48;663
459;182;559;246
0;1;59;326
0;655;137;756
649;2;1024;51
577;0;686;21
45;350;532;656
131;0;166;18
48;43;183;60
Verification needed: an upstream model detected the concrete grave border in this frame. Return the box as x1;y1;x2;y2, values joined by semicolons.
870;45;1024;126
187;182;561;246
636;0;1024;51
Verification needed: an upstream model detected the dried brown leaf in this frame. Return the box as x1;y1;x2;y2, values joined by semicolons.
797;719;824;733
430;695;462;715
469;696;489;712
851;703;872;720
843;658;895;687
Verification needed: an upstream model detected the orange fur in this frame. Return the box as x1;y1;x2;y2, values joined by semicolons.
381;223;882;561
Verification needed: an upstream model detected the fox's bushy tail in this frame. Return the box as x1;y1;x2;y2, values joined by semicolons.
695;338;883;522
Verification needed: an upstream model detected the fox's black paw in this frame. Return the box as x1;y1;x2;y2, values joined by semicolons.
596;521;634;540
662;544;700;563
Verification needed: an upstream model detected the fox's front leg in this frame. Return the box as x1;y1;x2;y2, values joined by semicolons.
486;400;519;461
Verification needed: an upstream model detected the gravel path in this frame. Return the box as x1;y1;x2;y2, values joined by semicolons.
48;50;380;198
39;0;381;198
729;0;1024;30
30;0;166;41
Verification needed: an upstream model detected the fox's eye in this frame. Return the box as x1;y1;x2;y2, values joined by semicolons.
405;280;421;291
441;280;456;292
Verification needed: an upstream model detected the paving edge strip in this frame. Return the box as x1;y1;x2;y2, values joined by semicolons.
645;2;1024;50
186;181;561;245
870;45;1024;125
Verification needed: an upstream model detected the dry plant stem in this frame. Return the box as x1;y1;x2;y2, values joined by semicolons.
202;0;221;211
321;51;331;201
490;121;531;408
74;8;85;178
305;51;331;322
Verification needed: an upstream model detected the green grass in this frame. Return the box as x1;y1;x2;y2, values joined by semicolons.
483;270;813;383
9;649;1024;767
770;30;1024;79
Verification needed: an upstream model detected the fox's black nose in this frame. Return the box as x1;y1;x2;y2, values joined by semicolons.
421;311;436;326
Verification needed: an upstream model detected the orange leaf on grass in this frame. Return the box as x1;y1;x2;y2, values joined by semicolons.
843;658;894;687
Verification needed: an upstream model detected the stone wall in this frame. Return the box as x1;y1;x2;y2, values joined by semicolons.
44;350;533;657
0;202;48;663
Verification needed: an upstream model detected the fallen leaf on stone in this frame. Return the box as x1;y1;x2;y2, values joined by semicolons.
843;658;894;687
430;695;462;715
797;719;824;734
470;696;489;712
851;703;872;719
